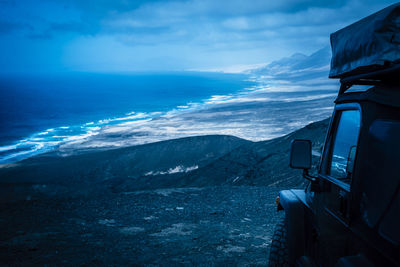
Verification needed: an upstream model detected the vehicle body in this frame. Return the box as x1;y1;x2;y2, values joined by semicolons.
269;4;400;267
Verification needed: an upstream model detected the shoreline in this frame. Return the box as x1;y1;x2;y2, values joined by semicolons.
0;72;258;165
0;48;337;165
0;87;335;165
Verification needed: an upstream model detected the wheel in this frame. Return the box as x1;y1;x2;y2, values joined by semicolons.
268;218;289;267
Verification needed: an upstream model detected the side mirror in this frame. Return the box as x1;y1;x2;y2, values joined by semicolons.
290;139;312;169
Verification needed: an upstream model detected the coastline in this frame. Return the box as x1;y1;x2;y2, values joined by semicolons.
0;48;337;164
0;72;256;164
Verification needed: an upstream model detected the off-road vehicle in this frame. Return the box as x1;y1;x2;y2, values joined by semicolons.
269;3;400;266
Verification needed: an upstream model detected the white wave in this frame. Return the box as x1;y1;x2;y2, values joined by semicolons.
0;141;51;163
111;112;149;121
30;138;44;141
1;68;337;164
0;144;19;152
62;130;99;143
1;149;37;162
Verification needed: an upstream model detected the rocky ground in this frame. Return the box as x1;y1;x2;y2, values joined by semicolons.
0;186;287;266
0;119;329;266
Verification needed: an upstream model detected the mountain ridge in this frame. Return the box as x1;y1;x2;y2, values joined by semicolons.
177;118;329;188
0;118;330;202
250;46;332;81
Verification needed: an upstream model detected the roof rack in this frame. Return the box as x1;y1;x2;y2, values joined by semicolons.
337;63;400;95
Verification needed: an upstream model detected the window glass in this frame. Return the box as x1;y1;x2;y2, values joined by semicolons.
330;110;360;182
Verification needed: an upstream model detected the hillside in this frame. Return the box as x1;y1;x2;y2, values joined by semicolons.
0;118;329;201
0;118;330;266
0;135;249;200
250;46;331;81
178;118;329;188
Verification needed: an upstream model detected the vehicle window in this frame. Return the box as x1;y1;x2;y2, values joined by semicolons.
329;110;360;182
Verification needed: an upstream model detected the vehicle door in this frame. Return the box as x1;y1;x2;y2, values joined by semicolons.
315;103;361;264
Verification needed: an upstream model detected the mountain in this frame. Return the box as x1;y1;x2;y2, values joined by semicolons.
250;46;332;82
0;135;250;200
178;118;329;188
0;119;330;202
110;118;329;193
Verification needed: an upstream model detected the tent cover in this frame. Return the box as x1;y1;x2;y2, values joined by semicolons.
330;3;400;78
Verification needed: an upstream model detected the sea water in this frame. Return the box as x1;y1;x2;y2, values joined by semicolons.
0;72;255;163
0;71;337;164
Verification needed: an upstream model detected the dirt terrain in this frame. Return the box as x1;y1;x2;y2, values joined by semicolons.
0;186;285;266
0;119;329;265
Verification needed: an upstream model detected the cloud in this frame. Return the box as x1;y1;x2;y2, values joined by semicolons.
97;0;398;50
1;0;399;72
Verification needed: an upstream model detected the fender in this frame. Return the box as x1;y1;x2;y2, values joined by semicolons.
279;189;309;265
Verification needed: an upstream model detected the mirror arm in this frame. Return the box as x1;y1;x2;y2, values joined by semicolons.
302;169;318;182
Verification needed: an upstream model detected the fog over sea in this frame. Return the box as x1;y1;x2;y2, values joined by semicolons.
0;48;338;164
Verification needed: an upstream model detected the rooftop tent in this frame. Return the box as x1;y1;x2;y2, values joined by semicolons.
329;3;400;79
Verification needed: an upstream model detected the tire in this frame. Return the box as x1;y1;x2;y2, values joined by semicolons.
268;218;289;267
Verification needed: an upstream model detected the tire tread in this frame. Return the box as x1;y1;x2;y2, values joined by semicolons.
268;218;289;267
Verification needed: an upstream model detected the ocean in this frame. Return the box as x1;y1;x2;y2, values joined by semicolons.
0;72;256;163
0;71;337;164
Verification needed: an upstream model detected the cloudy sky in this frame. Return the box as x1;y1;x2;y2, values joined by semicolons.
0;0;397;73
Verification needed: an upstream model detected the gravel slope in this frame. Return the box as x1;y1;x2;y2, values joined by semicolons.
0;119;330;265
0;186;286;266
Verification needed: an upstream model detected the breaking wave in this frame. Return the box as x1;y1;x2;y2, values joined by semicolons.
0;74;336;165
